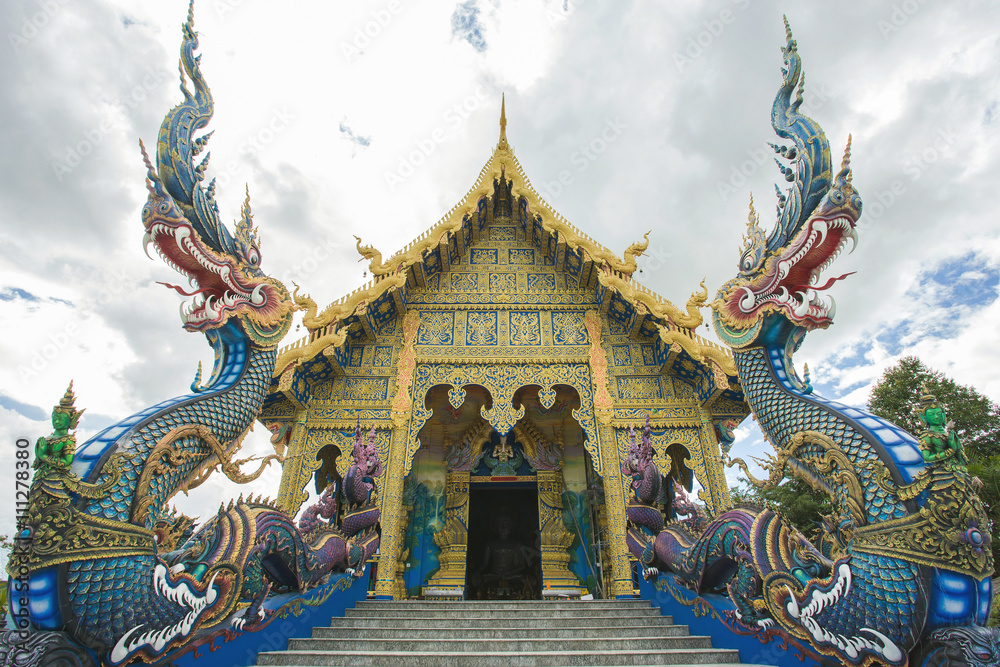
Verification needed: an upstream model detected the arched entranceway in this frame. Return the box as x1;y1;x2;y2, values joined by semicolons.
401;383;596;600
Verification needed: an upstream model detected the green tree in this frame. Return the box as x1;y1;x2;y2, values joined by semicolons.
868;356;1000;569
868;356;1000;461
731;477;831;540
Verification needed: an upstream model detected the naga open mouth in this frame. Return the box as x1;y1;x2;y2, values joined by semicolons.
783;563;904;664
141;189;290;334
717;214;858;330
109;564;221;665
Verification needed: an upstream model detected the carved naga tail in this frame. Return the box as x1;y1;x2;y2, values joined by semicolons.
627;18;996;667
3;6;377;666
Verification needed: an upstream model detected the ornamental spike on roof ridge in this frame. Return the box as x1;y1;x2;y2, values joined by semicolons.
277;99;736;376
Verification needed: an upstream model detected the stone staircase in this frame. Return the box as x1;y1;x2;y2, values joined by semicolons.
256;599;773;666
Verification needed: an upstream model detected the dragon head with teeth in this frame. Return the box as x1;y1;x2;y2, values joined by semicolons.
713;21;862;350
137;7;293;349
141;171;293;347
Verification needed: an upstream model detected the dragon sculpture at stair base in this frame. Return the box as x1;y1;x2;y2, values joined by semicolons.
1;6;379;666
626;19;997;667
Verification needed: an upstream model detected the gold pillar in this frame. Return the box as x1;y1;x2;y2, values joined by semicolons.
393;499;413;599
276;408;311;516
423;470;470;600
698;407;731;516
597;421;634;598
373;422;410;599
537;470;586;598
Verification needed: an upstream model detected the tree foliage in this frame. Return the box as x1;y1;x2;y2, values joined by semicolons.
868;356;1000;568
868;356;1000;461
731;477;831;540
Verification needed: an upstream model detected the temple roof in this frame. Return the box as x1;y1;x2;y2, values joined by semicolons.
276;102;738;387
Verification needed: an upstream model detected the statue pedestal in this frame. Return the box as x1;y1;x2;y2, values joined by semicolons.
422;471;470;600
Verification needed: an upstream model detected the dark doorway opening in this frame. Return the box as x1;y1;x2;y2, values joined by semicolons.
465;486;541;600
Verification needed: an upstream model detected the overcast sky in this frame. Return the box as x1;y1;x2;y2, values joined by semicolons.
1;0;998;544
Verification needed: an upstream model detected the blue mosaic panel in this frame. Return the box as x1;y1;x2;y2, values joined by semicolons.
509;311;541;346
471;248;497;265
373;346;393;367
527;274;555;291
641;345;656;366
617;376;663;401
342;377;389;401
368;293;397;331
348;346;364;367
417;311;454;345
489;273;517;293
452;273;478;291
424;248;441;276
466;311;498;345
638;317;659;339
607;291;633;327
611;345;631;366
551;311;589;345
491;226;515;241
565;248;582;276
508;248;535;265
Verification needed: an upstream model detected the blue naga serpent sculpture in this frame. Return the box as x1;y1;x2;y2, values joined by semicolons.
4;7;379;666
626;20;996;667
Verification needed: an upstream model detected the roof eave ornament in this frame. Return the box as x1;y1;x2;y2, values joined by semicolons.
497;93;510;152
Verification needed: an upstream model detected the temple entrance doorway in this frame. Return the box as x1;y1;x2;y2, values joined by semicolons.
465;485;541;600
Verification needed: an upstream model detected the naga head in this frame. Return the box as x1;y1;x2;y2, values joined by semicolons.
140;4;292;348
713;20;862;349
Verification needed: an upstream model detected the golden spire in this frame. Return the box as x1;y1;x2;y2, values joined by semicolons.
498;93;509;150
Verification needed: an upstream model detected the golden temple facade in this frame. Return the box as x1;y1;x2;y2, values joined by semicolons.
259;102;749;600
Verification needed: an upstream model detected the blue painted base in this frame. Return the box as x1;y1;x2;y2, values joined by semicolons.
637;574;833;667
372;595;394;600
171;569;370;667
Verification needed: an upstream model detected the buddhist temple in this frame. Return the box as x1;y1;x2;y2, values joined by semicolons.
259;100;750;601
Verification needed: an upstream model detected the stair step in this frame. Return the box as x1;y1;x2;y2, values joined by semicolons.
256;648;743;666
289;636;714;653
345;607;663;619
329;614;676;629
256;600;768;667
355;600;654;611
314;624;689;639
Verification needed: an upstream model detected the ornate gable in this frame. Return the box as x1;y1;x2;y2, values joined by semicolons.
267;101;748;431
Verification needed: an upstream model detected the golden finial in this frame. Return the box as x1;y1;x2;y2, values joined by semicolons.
498;93;509;150
55;381;85;430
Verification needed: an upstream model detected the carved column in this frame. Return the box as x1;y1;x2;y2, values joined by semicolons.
598;422;634;598
583;309;634;598
275;408;311;516
393;501;413;599
373;422;410;599
423;470;470;600
537;469;586;597
698;407;731;515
